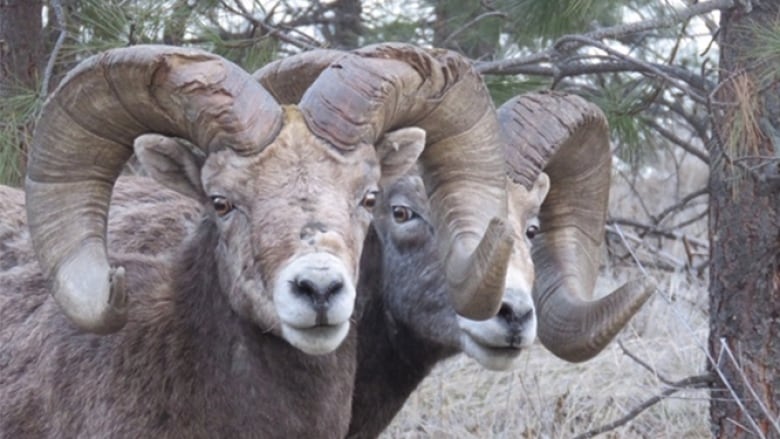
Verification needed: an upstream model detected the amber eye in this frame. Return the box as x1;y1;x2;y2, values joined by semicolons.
361;191;378;209
211;196;233;217
526;224;540;239
391;205;414;223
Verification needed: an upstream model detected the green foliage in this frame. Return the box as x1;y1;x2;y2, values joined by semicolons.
0;85;41;186
484;75;550;106
495;0;637;48
743;19;780;87
580;76;660;168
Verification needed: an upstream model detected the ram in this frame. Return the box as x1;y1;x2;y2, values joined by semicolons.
346;92;655;438
0;43;514;438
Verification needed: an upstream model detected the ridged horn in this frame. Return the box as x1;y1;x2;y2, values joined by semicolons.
497;91;655;362
252;49;344;104
26;45;283;333
292;43;513;320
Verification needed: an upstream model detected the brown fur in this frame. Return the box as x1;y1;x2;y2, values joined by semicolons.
1;170;537;438
0;183;357;438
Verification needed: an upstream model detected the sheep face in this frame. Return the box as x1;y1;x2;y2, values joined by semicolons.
373;172;549;370
136;109;423;355
458;174;549;370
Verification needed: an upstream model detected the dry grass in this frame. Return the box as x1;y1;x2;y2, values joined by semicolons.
382;270;710;438
382;151;712;438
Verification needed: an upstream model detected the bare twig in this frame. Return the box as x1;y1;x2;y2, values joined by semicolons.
572;374;713;439
441;11;507;47
607;217;708;249
222;0;322;50
652;187;710;225
554;34;708;103
645;119;710;164
42;0;67;97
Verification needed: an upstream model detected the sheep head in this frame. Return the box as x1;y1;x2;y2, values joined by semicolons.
252;44;515;321
498;91;655;363
26;44;512;353
457;172;550;370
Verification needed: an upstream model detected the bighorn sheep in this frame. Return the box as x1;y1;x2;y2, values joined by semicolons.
345;92;655;438
253;55;656;436
0;43;514;437
5;90;651;439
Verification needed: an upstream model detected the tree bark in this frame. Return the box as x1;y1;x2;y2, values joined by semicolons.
708;2;780;438
328;0;362;49
0;0;42;97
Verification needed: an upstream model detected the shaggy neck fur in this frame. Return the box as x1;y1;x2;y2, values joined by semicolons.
348;228;458;439
0;217;356;439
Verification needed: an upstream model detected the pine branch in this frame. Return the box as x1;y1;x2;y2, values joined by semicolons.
221;0;323;50
440;11;507;47
477;0;735;74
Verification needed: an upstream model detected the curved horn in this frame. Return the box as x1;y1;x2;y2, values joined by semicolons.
293;43;513;320
26;45;283;333
498;91;654;362
252;49;345;104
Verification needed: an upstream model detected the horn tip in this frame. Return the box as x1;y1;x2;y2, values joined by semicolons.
54;258;128;334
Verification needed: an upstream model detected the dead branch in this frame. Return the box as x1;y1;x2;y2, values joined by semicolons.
571;341;715;439
572;375;712;439
42;0;67;97
645;119;710;164
607;218;708;249
441;11;508;47
221;0;323;50
652;187;709;225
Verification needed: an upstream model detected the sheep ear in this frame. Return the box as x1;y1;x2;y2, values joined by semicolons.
134;134;206;201
376;127;426;186
531;172;551;206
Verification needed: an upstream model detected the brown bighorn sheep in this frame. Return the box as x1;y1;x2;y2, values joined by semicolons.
4;90;651;439
25;43;514;337
0;43;514;437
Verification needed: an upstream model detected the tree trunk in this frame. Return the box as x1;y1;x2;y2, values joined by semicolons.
708;2;780;438
328;0;362;49
0;0;42;96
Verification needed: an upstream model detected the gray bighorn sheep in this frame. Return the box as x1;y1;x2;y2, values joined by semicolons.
0;43;514;437
345;92;655;438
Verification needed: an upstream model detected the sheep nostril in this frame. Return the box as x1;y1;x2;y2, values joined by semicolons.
325;280;344;297
497;303;534;326
517;308;534;326
293;275;344;307
497;303;514;321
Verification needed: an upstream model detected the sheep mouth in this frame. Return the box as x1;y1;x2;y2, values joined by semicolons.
280;321;351;355
464;333;525;355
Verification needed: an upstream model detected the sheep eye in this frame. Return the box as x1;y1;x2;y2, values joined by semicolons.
526;224;540;240
391;206;414;223
361;191;378;209
211;196;233;217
